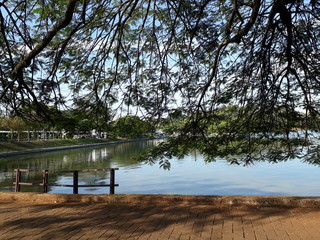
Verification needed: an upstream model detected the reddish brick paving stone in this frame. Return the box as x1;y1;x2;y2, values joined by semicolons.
1;201;320;240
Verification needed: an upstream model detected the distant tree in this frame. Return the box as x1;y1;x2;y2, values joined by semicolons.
71;98;113;134
0;117;10;131
1;116;27;141
159;109;183;135
110;116;153;139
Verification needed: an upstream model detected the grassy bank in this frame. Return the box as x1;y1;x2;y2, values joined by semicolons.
0;139;114;153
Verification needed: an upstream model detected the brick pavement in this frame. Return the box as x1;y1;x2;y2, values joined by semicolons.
1;199;320;240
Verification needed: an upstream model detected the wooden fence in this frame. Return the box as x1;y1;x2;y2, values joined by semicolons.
13;168;119;194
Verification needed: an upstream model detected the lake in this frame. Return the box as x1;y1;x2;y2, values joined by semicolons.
0;139;319;196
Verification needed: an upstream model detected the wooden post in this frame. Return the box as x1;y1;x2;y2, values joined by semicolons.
110;168;115;194
73;171;78;194
15;169;21;192
42;170;48;193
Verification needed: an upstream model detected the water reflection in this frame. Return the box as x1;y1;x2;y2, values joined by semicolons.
0;139;319;196
0;140;158;193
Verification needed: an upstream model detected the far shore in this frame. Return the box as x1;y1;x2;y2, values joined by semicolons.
0;138;159;157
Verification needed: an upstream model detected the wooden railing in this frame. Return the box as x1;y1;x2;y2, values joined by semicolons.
13;168;119;194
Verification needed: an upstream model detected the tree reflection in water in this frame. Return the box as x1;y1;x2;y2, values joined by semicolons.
0;138;319;195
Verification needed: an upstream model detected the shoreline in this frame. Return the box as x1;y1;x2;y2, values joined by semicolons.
0;138;157;158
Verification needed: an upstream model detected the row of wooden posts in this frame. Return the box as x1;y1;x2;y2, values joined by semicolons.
14;168;119;194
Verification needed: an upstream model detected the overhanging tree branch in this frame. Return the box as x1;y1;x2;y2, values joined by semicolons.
12;0;79;79
0;0;79;117
197;0;261;111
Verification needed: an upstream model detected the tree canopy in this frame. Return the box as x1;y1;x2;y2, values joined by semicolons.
0;0;319;161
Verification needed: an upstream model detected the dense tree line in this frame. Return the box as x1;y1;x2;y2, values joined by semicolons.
0;113;155;140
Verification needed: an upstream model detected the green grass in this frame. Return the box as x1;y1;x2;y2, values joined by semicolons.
0;138;115;153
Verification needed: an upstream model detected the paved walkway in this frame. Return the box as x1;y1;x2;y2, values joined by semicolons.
1;200;320;240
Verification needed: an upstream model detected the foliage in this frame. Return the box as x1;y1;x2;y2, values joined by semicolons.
0;116;26;131
109;116;154;139
0;0;319;161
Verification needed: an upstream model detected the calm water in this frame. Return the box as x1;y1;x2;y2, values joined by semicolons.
0;139;319;196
